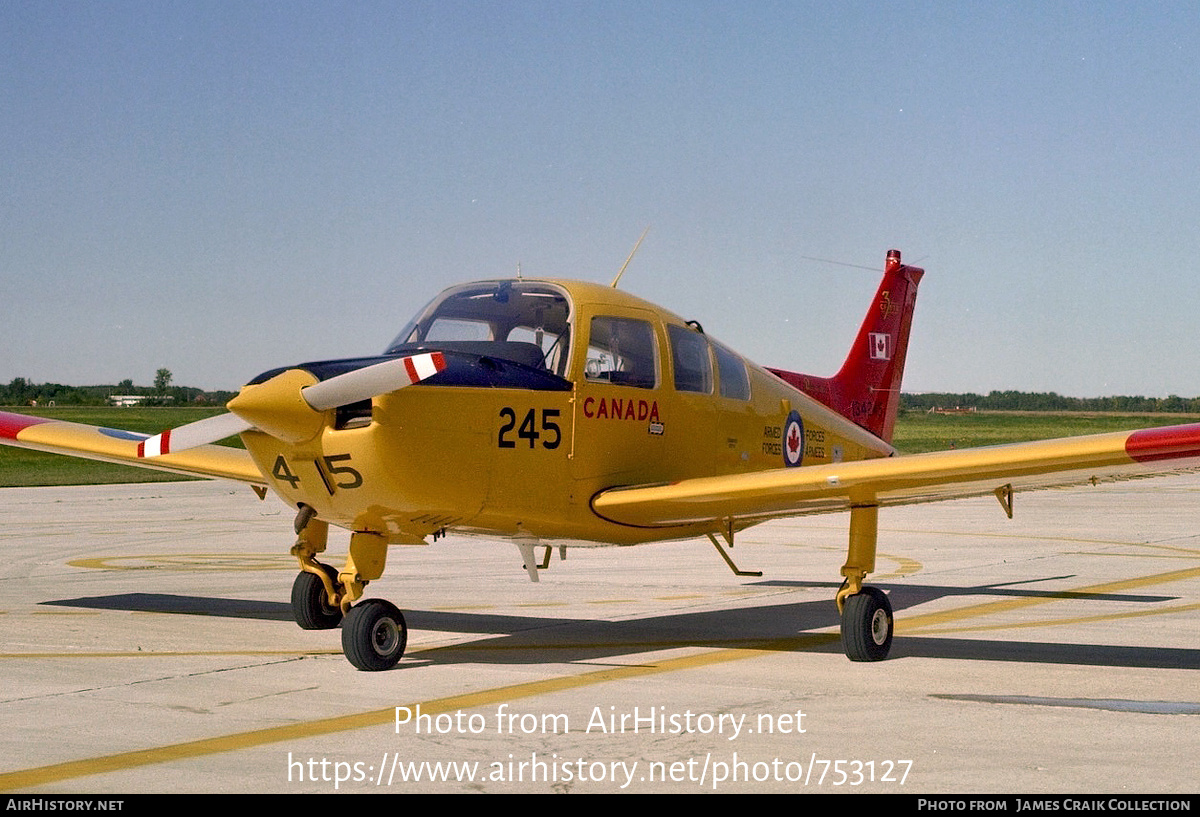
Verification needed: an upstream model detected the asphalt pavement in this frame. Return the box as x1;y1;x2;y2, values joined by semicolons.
0;475;1197;793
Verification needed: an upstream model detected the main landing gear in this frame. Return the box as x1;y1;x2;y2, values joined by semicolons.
839;586;893;661
341;599;408;672
290;509;409;671
285;503;899;669
835;504;894;662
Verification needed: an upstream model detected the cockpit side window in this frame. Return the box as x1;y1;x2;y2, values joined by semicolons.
667;323;712;394
386;282;572;375
585;317;658;388
713;341;751;400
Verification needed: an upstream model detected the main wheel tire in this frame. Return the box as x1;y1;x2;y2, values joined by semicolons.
840;586;893;662
291;565;343;630
342;599;408;671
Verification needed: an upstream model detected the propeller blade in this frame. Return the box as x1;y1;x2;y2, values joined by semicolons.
300;351;446;411
138;351;447;457
138;411;252;458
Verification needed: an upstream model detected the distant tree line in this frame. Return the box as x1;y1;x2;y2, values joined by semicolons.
4;377;1198;414
902;391;1200;413
1;377;237;407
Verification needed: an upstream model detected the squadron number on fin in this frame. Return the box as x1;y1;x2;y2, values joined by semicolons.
498;408;562;449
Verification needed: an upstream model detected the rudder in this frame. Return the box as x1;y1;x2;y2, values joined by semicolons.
768;249;923;444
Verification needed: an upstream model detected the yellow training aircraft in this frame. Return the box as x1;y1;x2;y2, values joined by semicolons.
3;249;1199;670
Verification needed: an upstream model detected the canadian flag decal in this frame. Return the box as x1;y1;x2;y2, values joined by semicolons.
869;332;891;360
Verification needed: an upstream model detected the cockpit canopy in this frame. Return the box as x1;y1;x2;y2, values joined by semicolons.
386;281;572;376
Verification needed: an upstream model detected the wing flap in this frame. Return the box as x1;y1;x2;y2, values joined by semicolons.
0;410;265;485
591;423;1200;528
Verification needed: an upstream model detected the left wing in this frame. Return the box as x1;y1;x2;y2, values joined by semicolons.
592;424;1200;528
0;410;264;485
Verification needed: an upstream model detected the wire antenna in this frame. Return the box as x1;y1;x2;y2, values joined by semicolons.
798;253;929;273
796;254;880;273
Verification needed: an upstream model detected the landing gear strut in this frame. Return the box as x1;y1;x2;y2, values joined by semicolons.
835;504;894;661
290;512;408;670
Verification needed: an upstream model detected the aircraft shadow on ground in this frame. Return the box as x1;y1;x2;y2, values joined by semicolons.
40;581;1199;671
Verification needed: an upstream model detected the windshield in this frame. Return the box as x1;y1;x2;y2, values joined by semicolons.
386;281;573;375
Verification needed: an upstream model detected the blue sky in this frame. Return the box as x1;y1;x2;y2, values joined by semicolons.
4;2;1198;396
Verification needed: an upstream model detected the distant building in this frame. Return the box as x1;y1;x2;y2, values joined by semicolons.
107;395;174;407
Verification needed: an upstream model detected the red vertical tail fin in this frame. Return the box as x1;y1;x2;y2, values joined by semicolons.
768;249;923;444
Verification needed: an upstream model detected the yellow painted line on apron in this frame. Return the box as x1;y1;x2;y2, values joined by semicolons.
1127;542;1200;558
3;564;1196;790
898;565;1200;633
0;636;792;660
0;633;837;792
901;601;1200;635
874;555;924;580
0;650;340;660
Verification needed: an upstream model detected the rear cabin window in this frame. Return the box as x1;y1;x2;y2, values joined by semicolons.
668;324;713;394
585;317;658;388
713;342;751;400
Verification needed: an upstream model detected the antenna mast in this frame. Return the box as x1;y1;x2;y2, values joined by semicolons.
609;226;651;288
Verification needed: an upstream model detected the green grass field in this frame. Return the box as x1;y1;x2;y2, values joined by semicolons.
1;405;1196;487
890;409;1198;454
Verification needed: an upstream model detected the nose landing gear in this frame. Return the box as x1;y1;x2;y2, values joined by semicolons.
291;513;408;671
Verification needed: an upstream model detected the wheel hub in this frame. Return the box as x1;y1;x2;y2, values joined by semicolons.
371;618;401;655
870;608;889;645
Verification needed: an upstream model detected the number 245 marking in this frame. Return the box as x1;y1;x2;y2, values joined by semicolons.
498;408;561;449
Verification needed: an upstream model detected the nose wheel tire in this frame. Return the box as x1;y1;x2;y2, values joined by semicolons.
291;564;344;630
840;586;893;662
342;599;408;671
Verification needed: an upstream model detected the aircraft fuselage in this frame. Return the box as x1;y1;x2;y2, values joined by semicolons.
239;278;892;547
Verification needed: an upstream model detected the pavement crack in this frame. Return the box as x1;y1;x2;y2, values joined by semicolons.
0;656;309;703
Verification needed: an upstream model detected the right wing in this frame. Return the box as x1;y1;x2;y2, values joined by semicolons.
591;423;1200;528
0;410;265;485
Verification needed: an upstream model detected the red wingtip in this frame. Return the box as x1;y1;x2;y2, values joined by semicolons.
0;411;53;441
1126;424;1200;463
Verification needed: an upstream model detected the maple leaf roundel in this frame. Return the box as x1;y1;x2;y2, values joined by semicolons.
783;410;805;467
